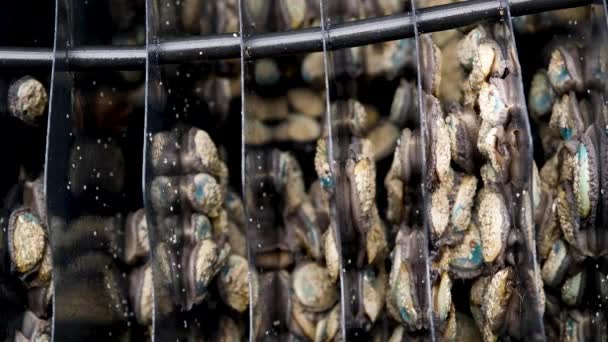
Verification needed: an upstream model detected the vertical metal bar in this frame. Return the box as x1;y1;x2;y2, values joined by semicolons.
47;0;147;340
499;1;547;340
146;0;246;340
412;0;547;340
320;1;423;340
318;2;366;338
144;0;201;337
410;1;437;340
236;2;251;341
511;1;608;339
593;0;608;333
144;0;174;339
146;0;172;339
45;0;79;339
317;0;347;339
241;1;331;340
239;0;295;338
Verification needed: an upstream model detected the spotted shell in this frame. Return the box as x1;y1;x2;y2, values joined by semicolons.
477;189;510;263
314;138;334;189
149;131;180;175
181;173;224;217
130;263;153;326
478;81;509;127
434;272;453;324
292;262;338;312
430;185;450;240
457;26;488;70
8;208;46;275
180;127;223;176
351;157;377;224
547;47;582;94
573;136;598;220
557;184;585;255
529;71;555;119
468;39;505;91
451;175;478;232
363;266;387;323
186;239;229;306
217;255;249;313
433;116;452;185
387;242;419;328
448;224;483;279
366;212;387;265
549;93;581;141
561;271;585;306
323;228;340;284
483;267;514;333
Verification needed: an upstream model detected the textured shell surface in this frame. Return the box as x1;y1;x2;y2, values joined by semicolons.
217;254;250;313
541;239;569;287
477;189;509;263
483;267;513;333
434;272;453;322
292;262;338;312
457;26;487;70
387;244;419;327
10;209;47;274
363;266;387;323
449;224;483;278
451;175;478;232
561;271;584;306
529;71;555;118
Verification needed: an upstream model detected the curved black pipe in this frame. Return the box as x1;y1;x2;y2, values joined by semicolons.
0;0;592;70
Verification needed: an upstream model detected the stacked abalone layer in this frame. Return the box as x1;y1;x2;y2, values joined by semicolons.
243;145;344;341
4;176;52;342
527;26;608;339
387;22;546;341
147;126;249;340
0;76;51;341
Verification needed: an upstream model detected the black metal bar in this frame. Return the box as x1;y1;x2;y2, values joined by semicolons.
68;46;146;70
158;33;240;63
326;12;414;50
416;0;498;34
0;47;53;68
510;0;591;15
0;0;592;70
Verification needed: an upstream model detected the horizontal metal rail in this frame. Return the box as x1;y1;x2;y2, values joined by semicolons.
0;0;591;70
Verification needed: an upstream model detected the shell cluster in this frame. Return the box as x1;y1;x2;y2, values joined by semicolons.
4;177;52;341
528;36;608;339
0;75;52;341
147;126;249;339
382;21;544;340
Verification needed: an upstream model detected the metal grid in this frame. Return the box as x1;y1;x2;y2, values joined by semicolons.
1;0;607;341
